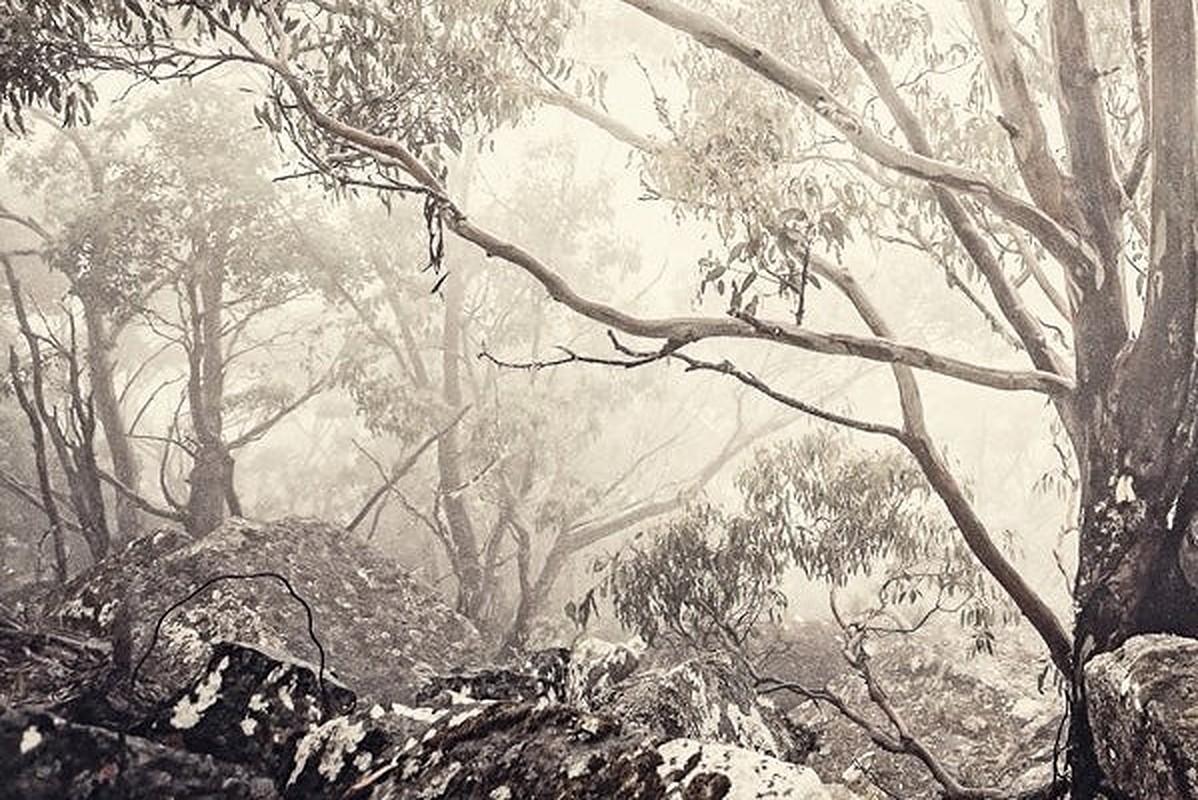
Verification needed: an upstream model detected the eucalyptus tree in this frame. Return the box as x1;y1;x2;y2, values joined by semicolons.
323;153;784;642
5;0;1192;794
4;84;338;538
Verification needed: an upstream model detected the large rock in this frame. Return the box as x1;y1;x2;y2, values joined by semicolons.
414;638;815;763
139;641;357;789
0;705;279;799
604;653;817;763
1086;634;1198;799
46;517;483;705
136;640;845;799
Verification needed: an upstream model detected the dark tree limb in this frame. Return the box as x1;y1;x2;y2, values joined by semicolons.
346;404;471;532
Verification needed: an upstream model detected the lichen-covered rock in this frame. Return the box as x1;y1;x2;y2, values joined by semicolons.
124;640;843;799
0;705;279;799
1085;634;1198;800
566;637;643;705
414;639;640;708
349;703;838;799
45;517;483;705
414;639;812;764
606;654;817;763
414;649;569;706
139;642;356;787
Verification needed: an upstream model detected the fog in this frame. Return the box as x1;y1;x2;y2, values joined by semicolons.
4;2;1177;798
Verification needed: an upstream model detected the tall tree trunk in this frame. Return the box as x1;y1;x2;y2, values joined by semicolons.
1069;3;1198;795
8;349;69;584
82;305;140;542
184;258;231;537
438;268;485;619
501;543;566;654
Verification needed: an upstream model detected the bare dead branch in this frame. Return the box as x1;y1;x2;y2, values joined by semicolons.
346;404;472;532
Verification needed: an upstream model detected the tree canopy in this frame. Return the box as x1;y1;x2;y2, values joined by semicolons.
4;0;1196;796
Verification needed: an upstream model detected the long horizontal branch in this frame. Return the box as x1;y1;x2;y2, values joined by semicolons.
215;11;1074;401
288;92;1072;391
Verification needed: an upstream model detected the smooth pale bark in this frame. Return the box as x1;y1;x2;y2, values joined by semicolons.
1060;2;1198;796
966;0;1073;226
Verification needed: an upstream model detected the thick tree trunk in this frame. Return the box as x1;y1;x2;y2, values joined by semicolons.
184;258;231;538
187;443;234;537
1068;6;1198;795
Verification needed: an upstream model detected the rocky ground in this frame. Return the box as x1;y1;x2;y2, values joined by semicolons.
774;621;1063;798
0;518;858;798
7;516;1184;799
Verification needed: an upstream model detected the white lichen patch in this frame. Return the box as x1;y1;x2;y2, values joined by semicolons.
264;665;290;686
489;787;512;800
58;598;96;622
447;688;475;705
96;600;118;627
18;726;42;754
369;704;385;720
1115;474;1137;504
578;714;602;736
447;707;483;728
240;717;258;736
171;655;230;729
391;702;443;724
278;679;296;711
657;739;831;799
248;693;268;712
288;717;366;787
161;618;209;663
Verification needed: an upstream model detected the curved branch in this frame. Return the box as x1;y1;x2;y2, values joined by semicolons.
618;0;1099;278
222;10;1073;399
96;467;186;523
812;257;1073;675
815;0;1075;370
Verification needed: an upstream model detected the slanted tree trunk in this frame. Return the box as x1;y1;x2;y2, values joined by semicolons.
82;305;141;542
